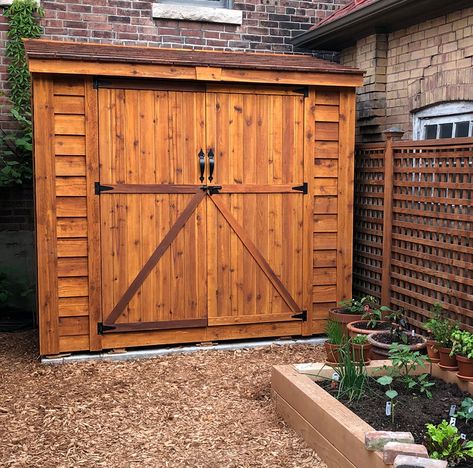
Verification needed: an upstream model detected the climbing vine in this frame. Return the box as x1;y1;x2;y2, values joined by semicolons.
0;0;43;186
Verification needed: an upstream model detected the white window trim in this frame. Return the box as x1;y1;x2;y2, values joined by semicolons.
152;3;242;25
413;102;473;140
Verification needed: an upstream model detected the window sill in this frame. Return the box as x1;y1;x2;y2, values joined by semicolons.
152;3;242;25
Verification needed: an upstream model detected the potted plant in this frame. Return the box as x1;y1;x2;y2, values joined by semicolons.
450;329;473;380
324;320;345;364
328;296;373;335
429;314;459;371
424;303;443;363
367;309;427;360
350;334;371;364
346;298;391;337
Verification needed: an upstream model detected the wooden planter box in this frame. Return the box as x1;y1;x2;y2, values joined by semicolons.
272;361;473;468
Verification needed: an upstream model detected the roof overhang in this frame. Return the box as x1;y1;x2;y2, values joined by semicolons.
293;0;473;50
24;39;364;88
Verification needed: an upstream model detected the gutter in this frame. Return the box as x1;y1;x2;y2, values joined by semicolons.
292;0;433;49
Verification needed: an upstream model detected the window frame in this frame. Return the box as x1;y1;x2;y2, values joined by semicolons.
413;102;473;140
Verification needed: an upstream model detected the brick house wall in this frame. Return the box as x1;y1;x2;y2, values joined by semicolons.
0;0;351;296
340;6;473;142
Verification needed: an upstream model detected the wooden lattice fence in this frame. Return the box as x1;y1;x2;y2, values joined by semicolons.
353;136;473;331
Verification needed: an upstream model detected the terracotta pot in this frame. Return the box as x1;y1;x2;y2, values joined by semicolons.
367;332;427;361
350;343;371;364
324;341;342;364
328;307;363;336
456;355;473;378
438;347;458;370
346;320;389;338
426;339;440;363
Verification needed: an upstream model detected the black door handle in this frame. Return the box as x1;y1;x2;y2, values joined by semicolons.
198;148;205;182
208;148;215;182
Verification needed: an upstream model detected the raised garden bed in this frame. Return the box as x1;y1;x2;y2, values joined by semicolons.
272;361;473;468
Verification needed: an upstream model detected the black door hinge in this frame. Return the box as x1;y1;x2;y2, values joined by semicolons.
97;322;116;334
292;310;307;321
95;182;113;195
292;182;308;194
93;77;112;89
293;87;309;97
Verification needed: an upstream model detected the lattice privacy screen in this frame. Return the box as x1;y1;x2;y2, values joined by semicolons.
354;139;473;331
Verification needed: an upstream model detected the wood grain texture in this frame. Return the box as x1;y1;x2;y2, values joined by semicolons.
34;75;59;355
336;90;356;302
85;78;102;350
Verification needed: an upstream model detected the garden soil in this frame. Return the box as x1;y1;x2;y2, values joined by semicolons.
0;331;326;468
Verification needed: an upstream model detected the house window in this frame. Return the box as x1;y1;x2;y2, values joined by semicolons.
413;102;473;140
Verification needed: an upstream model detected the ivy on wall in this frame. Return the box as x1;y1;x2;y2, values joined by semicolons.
0;0;43;186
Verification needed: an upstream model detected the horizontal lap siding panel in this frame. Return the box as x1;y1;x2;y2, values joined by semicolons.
53;81;91;349
312;88;340;328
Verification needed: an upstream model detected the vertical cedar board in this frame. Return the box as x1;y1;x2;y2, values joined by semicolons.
34;75;59;355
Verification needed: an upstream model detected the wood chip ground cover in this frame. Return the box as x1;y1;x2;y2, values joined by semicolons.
0;331;326;468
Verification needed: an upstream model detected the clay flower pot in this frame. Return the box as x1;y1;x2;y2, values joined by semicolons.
346;320;389;338
350;343;372;364
367;332;427;361
328;307;363;336
324;341;342;364
438;347;458;370
426;338;440;363
456;355;473;380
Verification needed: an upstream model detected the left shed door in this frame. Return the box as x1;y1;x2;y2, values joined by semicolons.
98;87;208;333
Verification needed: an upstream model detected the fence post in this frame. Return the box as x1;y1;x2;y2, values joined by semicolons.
381;128;404;307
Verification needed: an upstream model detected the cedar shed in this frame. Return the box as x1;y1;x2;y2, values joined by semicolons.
26;40;363;356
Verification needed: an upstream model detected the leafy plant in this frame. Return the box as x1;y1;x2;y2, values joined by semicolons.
426;303;458;348
450;330;473;359
386;308;410;344
1;0;44;186
355;296;391;329
329;343;369;403
325;320;345;345
387;343;434;398
425;420;473;466
455;397;473;423
377;375;398;423
338;296;378;316
351;334;368;345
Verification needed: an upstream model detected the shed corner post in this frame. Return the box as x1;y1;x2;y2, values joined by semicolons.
380;128;404;307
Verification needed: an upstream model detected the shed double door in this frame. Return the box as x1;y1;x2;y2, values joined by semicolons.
97;81;308;335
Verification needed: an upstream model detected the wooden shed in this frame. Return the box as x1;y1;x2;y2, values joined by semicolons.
25;40;363;356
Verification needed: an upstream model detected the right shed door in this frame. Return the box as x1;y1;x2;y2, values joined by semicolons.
205;88;308;327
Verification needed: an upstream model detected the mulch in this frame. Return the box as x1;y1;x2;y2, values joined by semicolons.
0;331;326;468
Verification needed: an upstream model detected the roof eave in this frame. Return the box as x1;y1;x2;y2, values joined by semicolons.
293;0;470;50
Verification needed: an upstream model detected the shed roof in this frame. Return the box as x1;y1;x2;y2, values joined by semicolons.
24;39;362;75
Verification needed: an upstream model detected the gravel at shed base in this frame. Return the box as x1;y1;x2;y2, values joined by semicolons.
0;331;327;468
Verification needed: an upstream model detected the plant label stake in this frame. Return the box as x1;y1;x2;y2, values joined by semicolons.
332;372;340;382
450;405;457;417
450;417;457;427
461;433;467;440
385;401;392;417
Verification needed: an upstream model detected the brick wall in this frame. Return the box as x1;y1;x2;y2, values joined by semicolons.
0;0;350;145
0;186;34;231
340;6;473;141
